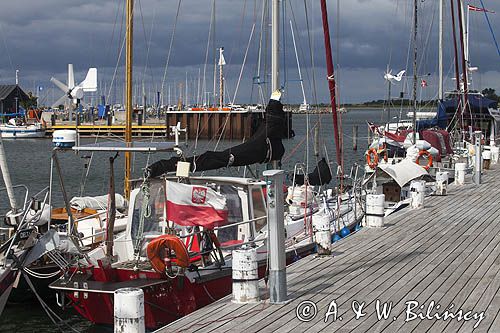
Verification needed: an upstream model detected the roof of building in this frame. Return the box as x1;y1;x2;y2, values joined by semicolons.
0;85;29;100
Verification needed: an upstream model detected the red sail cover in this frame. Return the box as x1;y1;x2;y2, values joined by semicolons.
165;181;228;229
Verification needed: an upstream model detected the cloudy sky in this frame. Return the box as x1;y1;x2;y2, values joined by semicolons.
0;0;499;105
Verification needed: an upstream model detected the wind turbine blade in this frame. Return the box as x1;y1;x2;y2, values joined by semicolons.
52;94;68;108
68;64;75;89
79;68;97;92
50;77;68;93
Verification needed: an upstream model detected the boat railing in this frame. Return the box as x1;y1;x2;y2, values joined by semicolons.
175;216;267;241
0;184;30;213
2;187;50;266
176;216;267;252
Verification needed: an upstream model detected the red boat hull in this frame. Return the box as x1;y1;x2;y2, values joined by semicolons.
59;244;315;329
68;267;233;328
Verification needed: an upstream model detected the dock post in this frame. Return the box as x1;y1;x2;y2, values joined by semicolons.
365;194;385;227
410;180;425;209
473;131;482;185
353;125;358;151
435;171;448;196
114;288;145;333
232;247;260;303
491;146;499;165
263;169;287;304
455;163;467;185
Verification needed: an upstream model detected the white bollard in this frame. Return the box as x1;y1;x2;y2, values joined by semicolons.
114;288;145;333
455;162;467;185
365;194;385;227
435;171;449;196
312;212;331;255
232;247;260;304
410;180;426;209
482;150;491;170
490;146;499;165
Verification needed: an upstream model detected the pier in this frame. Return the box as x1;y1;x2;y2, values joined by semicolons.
157;165;500;332
44;110;271;140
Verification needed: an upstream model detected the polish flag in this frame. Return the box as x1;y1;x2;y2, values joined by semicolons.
166;181;228;229
468;4;495;13
421;79;428;88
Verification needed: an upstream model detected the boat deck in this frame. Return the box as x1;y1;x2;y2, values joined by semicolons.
156;164;500;332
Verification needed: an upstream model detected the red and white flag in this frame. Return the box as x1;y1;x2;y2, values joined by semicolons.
166;181;228;229
421;79;428;88
468;4;495;13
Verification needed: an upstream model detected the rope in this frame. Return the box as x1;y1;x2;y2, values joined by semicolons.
479;0;500;58
23;267;61;279
160;0;182;101
21;270;80;333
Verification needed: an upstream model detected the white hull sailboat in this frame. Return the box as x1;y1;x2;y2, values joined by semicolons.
0;122;45;138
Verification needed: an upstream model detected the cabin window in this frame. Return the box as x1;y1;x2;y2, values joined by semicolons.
130;182;165;245
216;185;243;244
251;187;267;232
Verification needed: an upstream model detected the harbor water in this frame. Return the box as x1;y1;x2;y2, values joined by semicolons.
1;109;387;332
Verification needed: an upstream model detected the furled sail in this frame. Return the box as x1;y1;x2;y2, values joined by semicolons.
294;158;332;186
147;94;287;178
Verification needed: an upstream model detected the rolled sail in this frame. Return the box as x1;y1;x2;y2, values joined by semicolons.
148;97;287;177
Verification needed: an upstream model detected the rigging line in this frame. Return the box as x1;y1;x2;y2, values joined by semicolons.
201;0;215;109
160;0;182;101
0;22;14;72
303;0;315;173
232;24;256;104
104;0;122;62
107;32;127;101
227;0;248;75
139;0;156;86
479;0;500;58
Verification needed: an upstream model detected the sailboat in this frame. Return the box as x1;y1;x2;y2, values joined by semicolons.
43;0;330;329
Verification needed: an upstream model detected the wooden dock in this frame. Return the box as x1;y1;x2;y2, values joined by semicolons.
157;165;500;332
44;110;269;139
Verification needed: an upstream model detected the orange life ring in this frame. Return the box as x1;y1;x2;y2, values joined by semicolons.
147;234;190;273
366;148;379;169
416;150;433;170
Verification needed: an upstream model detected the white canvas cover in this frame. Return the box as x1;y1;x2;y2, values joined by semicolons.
377;159;428;187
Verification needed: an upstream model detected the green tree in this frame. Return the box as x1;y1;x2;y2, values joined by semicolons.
20;92;38;110
481;88;499;102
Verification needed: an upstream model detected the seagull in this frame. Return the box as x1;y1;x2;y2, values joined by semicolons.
384;69;406;83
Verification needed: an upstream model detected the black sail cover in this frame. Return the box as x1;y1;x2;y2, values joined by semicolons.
294;157;332;186
147;99;288;177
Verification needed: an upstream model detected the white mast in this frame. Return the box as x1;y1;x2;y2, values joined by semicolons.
271;0;280;92
0;136;18;215
439;0;444;100
219;47;225;110
465;2;469;64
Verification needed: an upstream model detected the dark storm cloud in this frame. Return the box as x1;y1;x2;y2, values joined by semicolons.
0;0;499;103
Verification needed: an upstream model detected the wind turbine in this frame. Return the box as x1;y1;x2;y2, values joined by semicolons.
50;64;97;108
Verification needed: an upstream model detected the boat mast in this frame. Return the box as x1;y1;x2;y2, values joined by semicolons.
271;0;279;92
124;0;133;199
412;0;418;144
320;0;342;172
457;0;469;117
0;136;18;214
439;0;444;101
